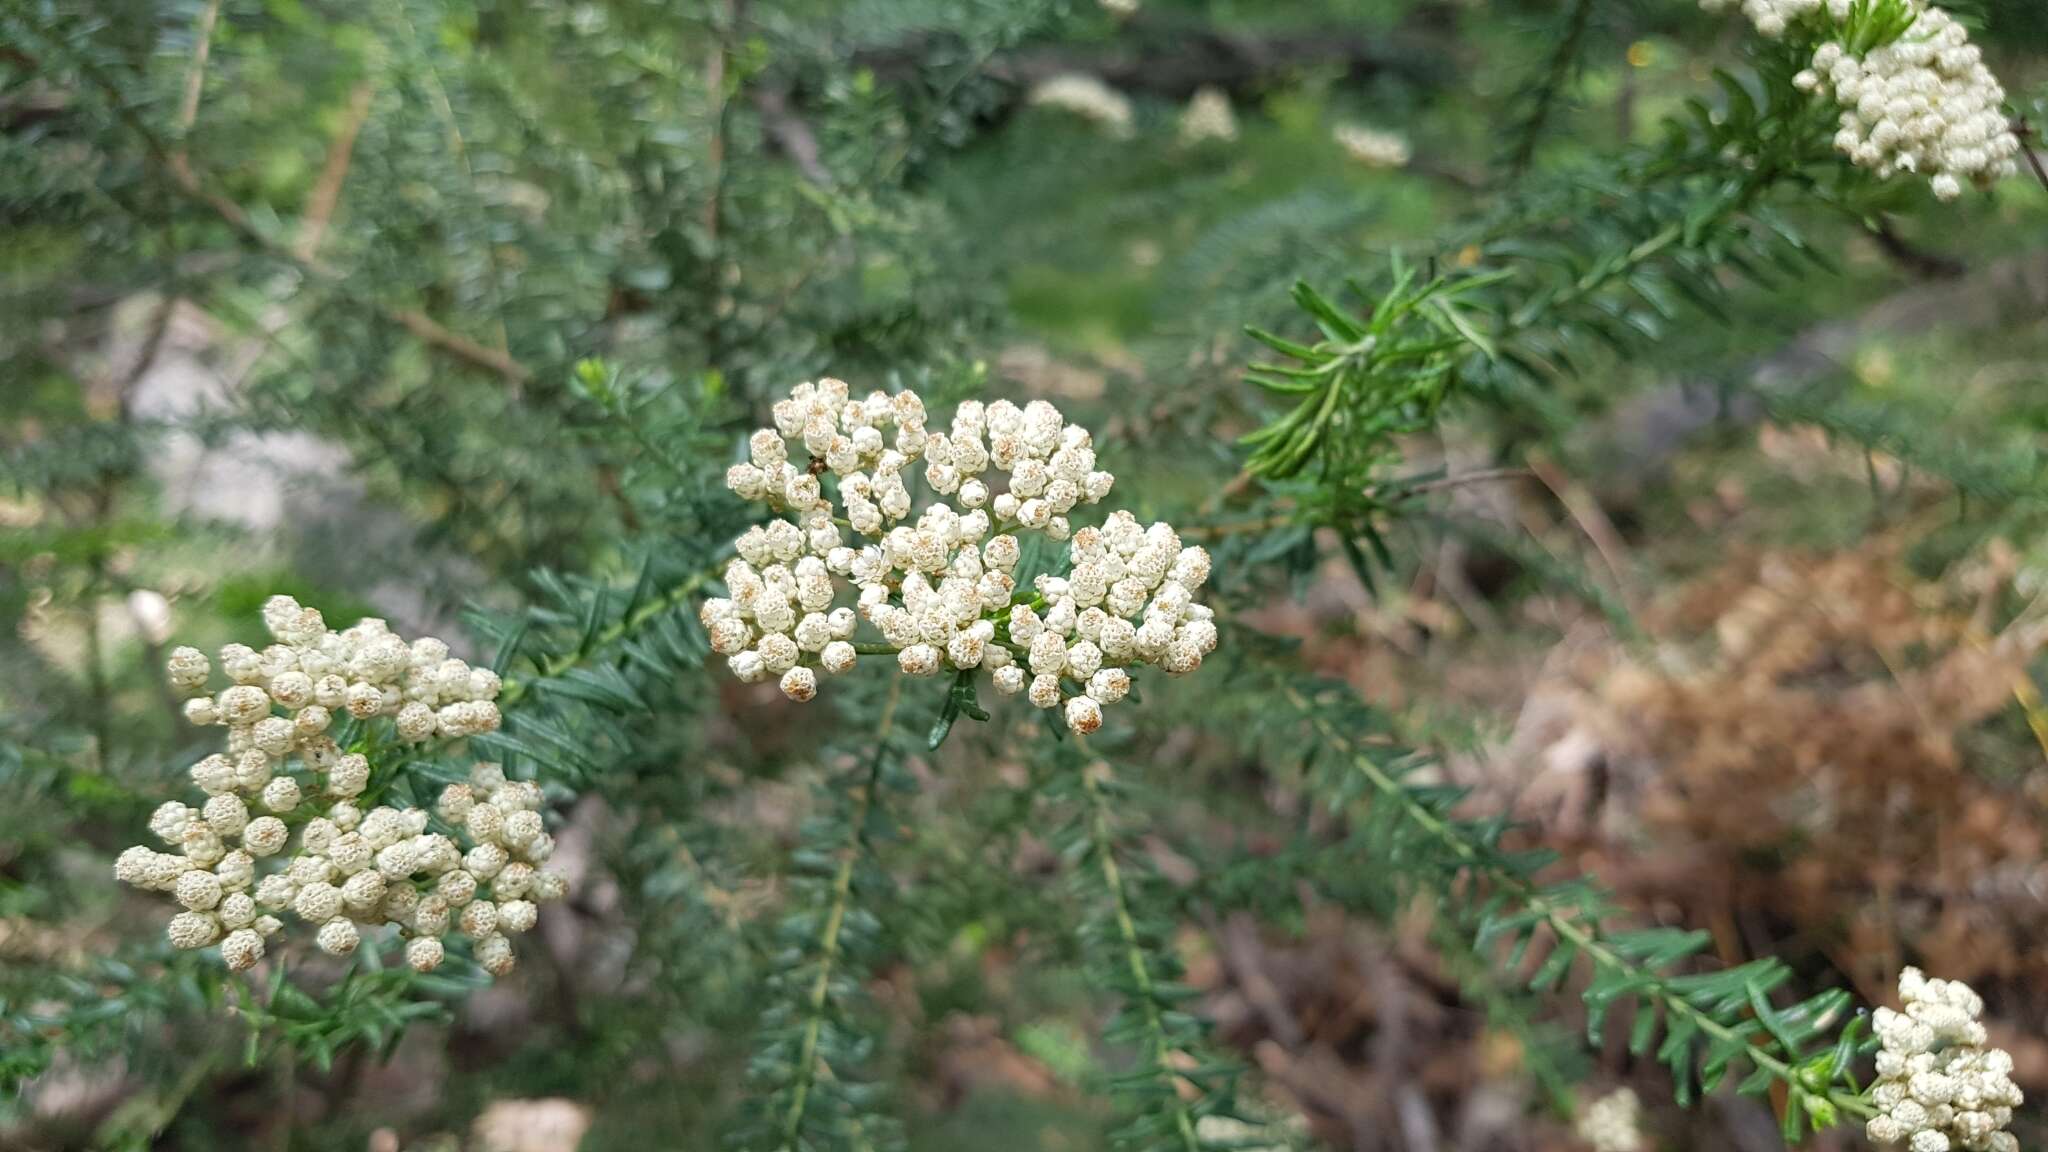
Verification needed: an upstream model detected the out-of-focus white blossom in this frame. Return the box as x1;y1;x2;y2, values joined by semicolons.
1576;1087;1644;1152
1699;0;2018;198
1179;86;1237;145
1028;74;1135;137
1334;122;1411;168
716;380;1217;734
1865;968;2023;1152
1698;0;1845;39
127;589;175;646
1800;9;2019;199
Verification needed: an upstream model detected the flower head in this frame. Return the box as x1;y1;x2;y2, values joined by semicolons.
117;600;562;978
1702;0;2019;198
1576;1088;1644;1152
717;381;1216;733
1866;968;2022;1152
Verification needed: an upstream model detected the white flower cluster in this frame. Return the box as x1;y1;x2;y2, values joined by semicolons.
1866;968;2023;1152
1179;86;1238;145
1698;0;1840;39
1575;1088;1645;1152
117;598;561;977
1798;7;2019;199
1028;74;1135;138
710;379;1217;734
1700;0;2019;200
170;595;502;747
1333;123;1412;169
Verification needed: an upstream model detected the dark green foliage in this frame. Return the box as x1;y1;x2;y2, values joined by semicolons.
1269;674;1874;1135
5;0;2045;1147
1048;746;1242;1149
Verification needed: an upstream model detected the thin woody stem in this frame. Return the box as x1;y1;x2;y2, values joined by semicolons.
1072;745;1203;1152
17;21;533;385
779;675;901;1149
1283;682;1875;1124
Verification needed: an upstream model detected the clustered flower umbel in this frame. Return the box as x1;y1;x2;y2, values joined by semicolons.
115;597;563;977
709;379;1218;735
1700;0;2019;200
169;595;503;745
1699;0;1847;39
1866;968;2023;1152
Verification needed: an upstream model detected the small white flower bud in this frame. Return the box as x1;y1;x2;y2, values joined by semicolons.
174;869;223;911
821;641;858;675
438;783;476;822
254;873;297;909
466;804;504;844
438;868;480;907
218;892;257;929
150;801;193;843
203;793;250;837
220;928;265;971
1027;673;1061;710
406;936;445;972
166;647;211;696
476;933;516;976
461;900;499;938
214;850;254;891
217;685;270;725
167;911;220;949
234;750;273;792
499;899;538;934
341;870;387;910
531;870;569;903
327;754;370;798
295;881;343;923
114;845;155;886
465;843;509;881
190;754;234;794
492;862;534;899
1088;667;1131;704
413;895;452;936
395;701;437;742
316;917;360;956
780;666;818;702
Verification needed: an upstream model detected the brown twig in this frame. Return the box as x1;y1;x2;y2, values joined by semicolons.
2017;118;2048;196
1398;465;1530;497
294;82;375;263
174;0;221;141
1185;467;1530;540
1526;449;1638;618
1868;215;1965;281
52;42;533;384
390;5;514;363
753;85;832;186
703;0;736;240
